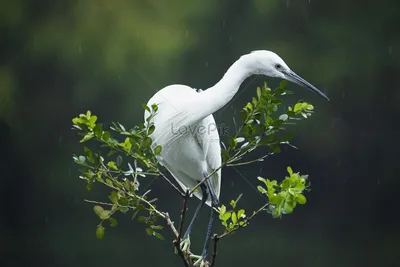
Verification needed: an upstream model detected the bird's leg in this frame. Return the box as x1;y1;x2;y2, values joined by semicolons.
194;178;219;267
180;183;208;253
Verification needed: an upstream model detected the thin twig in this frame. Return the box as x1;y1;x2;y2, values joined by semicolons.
169;210;190;267
178;190;190;240
210;234;219;267
189;166;222;195
84;199;114;206
226;153;273;167
158;169;186;197
164;212;179;239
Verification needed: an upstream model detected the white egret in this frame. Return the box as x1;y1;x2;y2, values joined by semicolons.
144;50;329;266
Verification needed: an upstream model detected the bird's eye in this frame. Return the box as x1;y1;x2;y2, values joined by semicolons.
275;64;282;69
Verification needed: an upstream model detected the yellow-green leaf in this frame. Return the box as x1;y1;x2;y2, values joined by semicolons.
96;225;105;240
93;206;104;217
296;194;307;204
107;161;117;170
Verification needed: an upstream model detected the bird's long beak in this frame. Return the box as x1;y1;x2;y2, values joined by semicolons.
284;70;330;101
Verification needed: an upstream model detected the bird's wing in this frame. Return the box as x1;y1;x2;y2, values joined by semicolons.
194;114;222;201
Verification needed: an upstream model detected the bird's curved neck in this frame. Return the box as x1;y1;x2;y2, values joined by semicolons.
156;55;253;147
199;55;252;116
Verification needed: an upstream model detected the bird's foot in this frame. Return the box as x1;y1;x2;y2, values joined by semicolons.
180;236;191;253
190;254;208;267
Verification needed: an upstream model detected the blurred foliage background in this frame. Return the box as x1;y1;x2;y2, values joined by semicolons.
1;0;399;266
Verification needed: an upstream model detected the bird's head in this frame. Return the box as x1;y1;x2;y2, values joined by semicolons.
244;50;329;101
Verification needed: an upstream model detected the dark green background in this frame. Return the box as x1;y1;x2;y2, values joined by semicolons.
1;0;398;266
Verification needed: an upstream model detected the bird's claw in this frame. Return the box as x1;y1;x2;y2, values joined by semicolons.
180;236;191;253
190;254;208;267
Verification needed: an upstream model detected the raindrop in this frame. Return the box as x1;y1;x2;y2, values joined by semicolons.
388;46;392;55
185;30;189;37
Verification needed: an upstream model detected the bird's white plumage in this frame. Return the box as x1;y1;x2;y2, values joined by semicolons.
144;85;221;206
144;50;329;208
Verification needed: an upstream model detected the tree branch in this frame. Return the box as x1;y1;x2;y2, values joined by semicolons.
210;234;219;267
178;190;190;240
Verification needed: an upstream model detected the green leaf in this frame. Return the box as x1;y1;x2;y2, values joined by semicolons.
154;145;162;155
108;218;118;227
279;80;288;89
100;210;111;220
227;136;237;149
151;104;159;112
102;131;111;141
120;207;129;213
138;216;147;223
287;166;293;175
80;133;93;143
270;195;283;205
257;87;262;99
230;200;236;209
107;161;117;170
109;191;118;204
219;205;226;216
294;103;303;113
93;124;103;138
154;232;164;240
96;225;105;240
252;97;258;107
221;150;230;162
84;147;93;163
93;206;104;218
222;212;231;221
121;138;132;153
148;125;155;135
257;177;268;187
95;175;104;183
142;104;151;112
281;179;291;189
118;197;129;206
143;137;152;149
146;228;153;236
231;212;237;224
283;203;294;214
245;102;253;111
237;209;245;219
296;194;307;204
257;185;267;194
151;225;164;230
